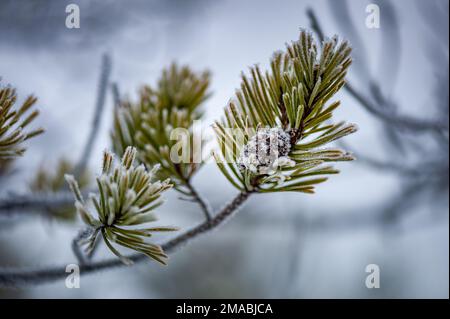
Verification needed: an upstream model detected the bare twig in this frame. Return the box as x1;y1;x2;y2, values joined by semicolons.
72;229;90;265
111;82;121;109
345;82;448;132
307;8;448;133
74;54;112;177
336;140;423;177
185;180;212;221
0;191;251;287
0;192;74;216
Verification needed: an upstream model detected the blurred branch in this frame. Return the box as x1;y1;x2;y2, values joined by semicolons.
307;8;449;133
373;0;401;93
345;82;448;132
238;194;446;234
74;54;112;177
336;140;423;177
111;82;121;109
0;192;74;217
327;0;371;81
0;191;251;287
72;229;90;265
110;80;212;222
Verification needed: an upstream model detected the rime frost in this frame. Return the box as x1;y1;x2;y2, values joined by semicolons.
237;127;295;175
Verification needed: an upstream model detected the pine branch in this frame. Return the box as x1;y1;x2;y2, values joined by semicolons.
111;63;211;189
0;191;251;287
0;85;44;162
213;29;357;193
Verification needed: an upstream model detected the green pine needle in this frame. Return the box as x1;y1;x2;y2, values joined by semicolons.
213;30;358;193
0;85;44;163
65;146;178;266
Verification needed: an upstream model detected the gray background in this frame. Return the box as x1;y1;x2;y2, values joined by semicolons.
0;0;448;298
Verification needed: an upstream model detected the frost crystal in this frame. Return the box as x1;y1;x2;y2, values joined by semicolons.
238;127;295;175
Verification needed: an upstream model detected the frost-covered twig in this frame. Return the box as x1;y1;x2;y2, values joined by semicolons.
0;191;251;287
71;227;99;265
74;54;112;176
72;230;89;265
185;180;212;221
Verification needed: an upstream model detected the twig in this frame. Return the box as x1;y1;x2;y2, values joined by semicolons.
185;180;212;221
74;54;112;177
307;8;448;133
336;140;424;177
72;229;90;265
345;83;448;132
0;192;75;216
0;191;251;287
111;82;121;109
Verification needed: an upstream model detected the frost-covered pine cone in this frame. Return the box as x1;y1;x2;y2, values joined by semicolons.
238;127;295;175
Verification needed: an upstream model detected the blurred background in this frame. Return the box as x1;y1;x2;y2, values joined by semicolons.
0;0;448;298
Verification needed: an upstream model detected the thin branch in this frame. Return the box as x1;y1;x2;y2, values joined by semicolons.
71;227;101;265
111;80;211;222
72;229;89;265
336;140;424;177
74;54;112;177
0;191;251;287
185;180;212;221
236;188;445;234
0;192;74;217
307;8;324;43
307;8;449;133
345;82;448;132
111;82;121;109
